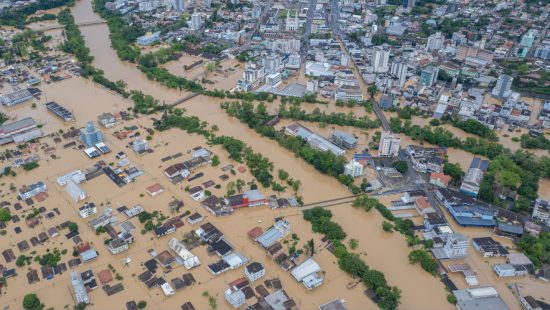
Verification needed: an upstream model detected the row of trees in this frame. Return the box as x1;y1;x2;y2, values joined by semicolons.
220;101;363;193
278;104;381;129
520;134;550;151
445;117;498;141
57;9;130;97
210;135;288;191
352;195;438;274
303;208;401;310
154;110;293;193
93;0;143;62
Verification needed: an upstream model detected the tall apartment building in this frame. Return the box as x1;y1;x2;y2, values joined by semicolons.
420;66;439;86
190;12;203;30
532;199;550;225
491;74;513;99
442;233;468;259
391;60;408;87
378;131;401;157
427;32;444;51
372;48;390;73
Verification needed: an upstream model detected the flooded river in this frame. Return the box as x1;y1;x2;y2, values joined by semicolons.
8;1;463;308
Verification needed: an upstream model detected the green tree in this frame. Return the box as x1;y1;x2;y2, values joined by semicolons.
0;208;11;222
211;155;220;166
443;162;464;183
68;222;78;233
137;301;147;309
368;84;378;98
348;238;359;250
392;160;408;174
22;294;43;310
382;221;393;232
278;169;289;180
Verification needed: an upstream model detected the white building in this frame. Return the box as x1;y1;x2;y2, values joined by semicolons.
378;131;400;157
190;12;203;30
79;203;97;218
492;74;513;99
107;238;129;255
532;199;550;225
391;60;408;87
265;72;282;86
291;257;324;290
493;263;529;277
168;238;201;269
373;48;390;73
245;262;265;282
70;271;90;305
225;287;246;308
65;179;87;202
285;10;299;31
136;31;161;46
442;233;468;259
344;159;363;178
18;181;47;199
427;32;444;51
286;52;301;69
56;170;86;186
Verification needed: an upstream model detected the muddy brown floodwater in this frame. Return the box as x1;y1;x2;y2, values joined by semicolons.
0;1;468;309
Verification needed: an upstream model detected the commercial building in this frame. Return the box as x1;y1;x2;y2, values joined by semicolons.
285;123;345;156
460;157;489;197
472;237;509;257
452;286;509;310
493;264;529;277
0;89;33;107
344;159;363;178
18;181;47;199
80;121;104;147
46;101;74;121
378;131;400;157
257;219;291;249
436;189;496;227
70;271;90;305
0;117;43;145
136;31;161;46
331;131;358;149
440;233;468;259
291;257;324;290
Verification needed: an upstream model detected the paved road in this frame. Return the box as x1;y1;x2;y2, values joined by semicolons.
329;1;390;131
330;0;339;37
301;0;318;58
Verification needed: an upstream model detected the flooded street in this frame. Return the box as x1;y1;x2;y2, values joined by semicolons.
0;1;513;309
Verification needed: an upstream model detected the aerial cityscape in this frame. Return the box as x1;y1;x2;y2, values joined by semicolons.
0;0;549;309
